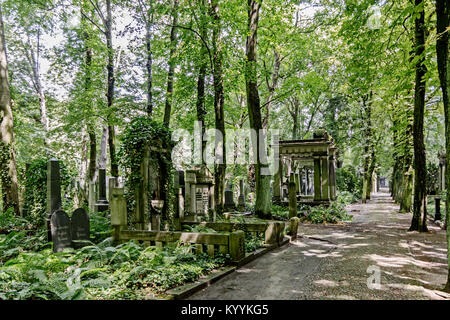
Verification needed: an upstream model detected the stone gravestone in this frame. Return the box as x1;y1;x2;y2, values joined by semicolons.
50;210;72;252
95;168;109;212
71;208;90;249
224;183;235;211
47;158;62;241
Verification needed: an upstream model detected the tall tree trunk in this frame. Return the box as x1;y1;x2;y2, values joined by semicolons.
365;92;376;200
196;0;208;164
262;50;281;130
105;0;118;177
81;10;96;198
245;0;270;219
361;94;372;203
88;130;97;181
410;0;428;232
288;97;300;139
0;5;19;215
145;1;154;117
435;0;450;291
163;0;179;127
210;0;226;214
24;29;49;152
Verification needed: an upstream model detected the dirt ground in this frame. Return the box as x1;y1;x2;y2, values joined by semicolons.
188;190;450;300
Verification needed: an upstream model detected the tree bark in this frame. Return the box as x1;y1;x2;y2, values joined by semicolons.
196;0;208;164
163;0;179;127
245;0;271;219
410;0;428;232
0;5;20;215
145;1;154;117
210;0;226;214
435;0;450;291
105;0;118;177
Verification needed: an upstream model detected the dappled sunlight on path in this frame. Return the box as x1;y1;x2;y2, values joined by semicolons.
188;190;449;300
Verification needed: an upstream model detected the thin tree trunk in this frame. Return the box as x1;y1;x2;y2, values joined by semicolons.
145;2;154;117
25;30;49;150
88;130;97;180
366;92;375;200
245;0;270;219
210;0;226;215
0;5;19;215
435;0;450;291
145;25;153;117
163;0;179;127
262;50;281;130
105;0;118;177
196;0;208;164
410;0;428;232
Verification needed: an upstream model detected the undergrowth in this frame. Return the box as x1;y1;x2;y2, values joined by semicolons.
0;238;225;300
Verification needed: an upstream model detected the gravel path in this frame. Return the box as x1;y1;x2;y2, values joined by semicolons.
188;191;450;300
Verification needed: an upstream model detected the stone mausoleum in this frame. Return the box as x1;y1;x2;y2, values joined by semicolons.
273;130;338;205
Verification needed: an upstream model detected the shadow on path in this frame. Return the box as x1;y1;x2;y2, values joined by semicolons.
188;191;449;300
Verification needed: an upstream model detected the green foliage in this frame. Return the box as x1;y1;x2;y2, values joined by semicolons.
118;118;175;227
22;158;74;226
426;162;439;195
88;211;112;244
0;208;32;234
182;224;218;234
336;191;359;206
270;204;289;220
300;202;353;224
336;165;363;199
0;238;225;300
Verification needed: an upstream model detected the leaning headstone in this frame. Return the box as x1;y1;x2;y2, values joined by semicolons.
71;208;90;249
47;158;62;241
50;209;72;252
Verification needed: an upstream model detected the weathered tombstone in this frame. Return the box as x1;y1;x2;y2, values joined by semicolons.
108;177;118;202
110;188;127;243
229;230;245;262
47;158;62;241
224;183;236;210
95;168;109;212
264;221;284;246
71;208;90;249
238;180;246;210
51;210;72;252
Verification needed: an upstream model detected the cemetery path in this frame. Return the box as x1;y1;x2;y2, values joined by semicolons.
187;190;450;300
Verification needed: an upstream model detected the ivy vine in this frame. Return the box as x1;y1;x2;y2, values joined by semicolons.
118;117;175;228
22;158;72;226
